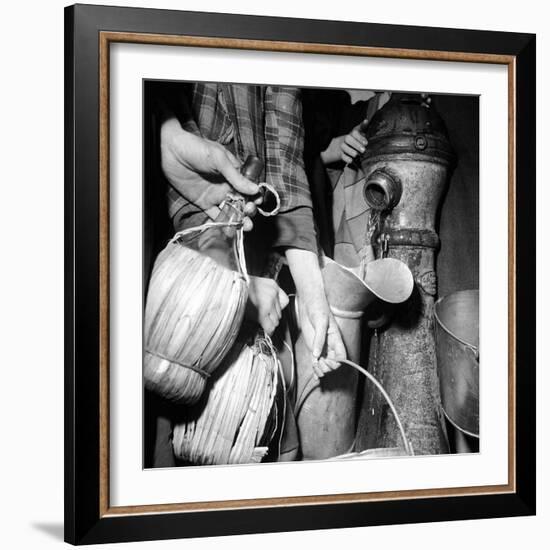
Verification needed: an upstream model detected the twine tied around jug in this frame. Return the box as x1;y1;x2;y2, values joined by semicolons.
143;155;283;405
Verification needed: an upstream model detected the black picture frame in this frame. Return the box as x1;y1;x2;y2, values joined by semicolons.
65;3;536;545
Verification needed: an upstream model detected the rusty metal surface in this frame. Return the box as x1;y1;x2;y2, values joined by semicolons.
356;94;454;455
363;167;402;211
363;93;455;165
357;246;449;455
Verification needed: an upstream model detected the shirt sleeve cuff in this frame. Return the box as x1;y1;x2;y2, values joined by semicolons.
272;206;318;254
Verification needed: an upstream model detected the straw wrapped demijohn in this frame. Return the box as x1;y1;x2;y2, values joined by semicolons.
144;156;263;405
172;332;279;465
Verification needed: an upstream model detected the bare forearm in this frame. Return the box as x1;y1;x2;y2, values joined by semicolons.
285;248;323;296
285;248;346;371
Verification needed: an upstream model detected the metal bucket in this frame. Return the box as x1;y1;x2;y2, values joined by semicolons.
434;289;479;437
295;256;413;460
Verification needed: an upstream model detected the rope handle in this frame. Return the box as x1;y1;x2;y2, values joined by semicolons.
169;220;243;243
169;219;249;285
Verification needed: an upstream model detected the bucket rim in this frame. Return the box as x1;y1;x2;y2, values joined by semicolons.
434;289;479;352
442;408;479;439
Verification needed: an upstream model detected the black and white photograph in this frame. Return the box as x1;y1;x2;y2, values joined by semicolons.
142;82;480;468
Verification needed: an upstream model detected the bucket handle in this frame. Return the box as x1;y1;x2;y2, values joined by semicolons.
295;359;414;457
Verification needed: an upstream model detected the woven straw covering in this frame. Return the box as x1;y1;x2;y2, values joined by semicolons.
172;335;279;465
144;241;248;404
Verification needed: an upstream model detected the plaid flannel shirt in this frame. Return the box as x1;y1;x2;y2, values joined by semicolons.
165;83;316;253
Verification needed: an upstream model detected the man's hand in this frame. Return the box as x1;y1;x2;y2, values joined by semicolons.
320;119;369;166
245;276;289;335
420;93;432;108
286;249;347;378
296;290;346;378
339;121;369;164
161;118;262;230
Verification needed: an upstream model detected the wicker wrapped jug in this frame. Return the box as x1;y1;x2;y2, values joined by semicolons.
143;157;263;405
172;333;279;465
